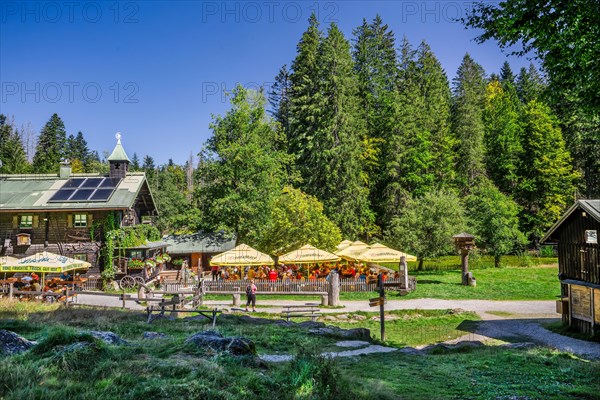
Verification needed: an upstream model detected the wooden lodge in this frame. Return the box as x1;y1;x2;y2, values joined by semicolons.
542;200;600;333
161;231;236;275
0;135;158;276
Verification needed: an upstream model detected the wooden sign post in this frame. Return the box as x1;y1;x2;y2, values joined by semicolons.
453;233;476;286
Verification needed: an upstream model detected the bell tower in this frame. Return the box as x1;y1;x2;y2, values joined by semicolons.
107;132;130;180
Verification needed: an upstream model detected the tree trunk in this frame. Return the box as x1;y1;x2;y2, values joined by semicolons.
461;249;469;286
417;258;423;271
494;255;501;268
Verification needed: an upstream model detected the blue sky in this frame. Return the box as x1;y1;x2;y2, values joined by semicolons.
0;1;534;165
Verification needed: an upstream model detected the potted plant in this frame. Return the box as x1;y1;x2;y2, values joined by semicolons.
145;259;156;268
172;259;184;267
128;259;145;270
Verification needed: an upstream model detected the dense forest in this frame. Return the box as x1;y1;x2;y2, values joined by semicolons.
1;12;597;267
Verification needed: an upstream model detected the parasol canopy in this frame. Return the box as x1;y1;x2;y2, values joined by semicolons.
354;243;417;263
0;252;91;273
209;244;274;266
335;240;369;259
279;244;340;264
336;240;353;252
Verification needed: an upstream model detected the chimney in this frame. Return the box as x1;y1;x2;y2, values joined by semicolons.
59;159;71;179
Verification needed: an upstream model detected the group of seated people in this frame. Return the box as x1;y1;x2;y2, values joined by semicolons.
7;272;83;302
208;262;400;282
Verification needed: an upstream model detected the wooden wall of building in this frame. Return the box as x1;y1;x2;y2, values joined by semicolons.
556;211;600;285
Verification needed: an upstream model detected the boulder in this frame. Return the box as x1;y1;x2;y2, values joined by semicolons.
185;331;256;356
308;327;371;340
89;331;128;346
142;331;169;340
0;329;36;355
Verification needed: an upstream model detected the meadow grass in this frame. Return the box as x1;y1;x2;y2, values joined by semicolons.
0;301;598;399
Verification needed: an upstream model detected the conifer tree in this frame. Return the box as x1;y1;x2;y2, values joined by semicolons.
517;100;579;241
483;79;523;194
308;23;373;237
499;61;515;85
268;64;292;139
451;54;487;192
32;113;67;173
131;153;141;171
288;13;323;166
0;116;29;173
516;64;545;104
416;41;455;188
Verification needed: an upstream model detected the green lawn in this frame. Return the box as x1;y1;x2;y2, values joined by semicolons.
0;301;598;399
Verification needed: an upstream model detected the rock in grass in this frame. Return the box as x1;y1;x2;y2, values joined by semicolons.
142;331;168;340
308;327;371;340
185;331;256;356
89;331;128;346
0;329;36;355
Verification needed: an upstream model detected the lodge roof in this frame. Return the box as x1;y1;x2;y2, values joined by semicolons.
541;200;600;243
162;231;236;254
0;172;156;212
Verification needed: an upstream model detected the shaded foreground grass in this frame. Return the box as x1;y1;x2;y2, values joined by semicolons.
1;301;597;399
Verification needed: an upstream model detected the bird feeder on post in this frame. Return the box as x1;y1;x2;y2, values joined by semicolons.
453;233;476;286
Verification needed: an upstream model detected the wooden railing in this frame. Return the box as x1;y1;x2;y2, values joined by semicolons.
161;277;415;293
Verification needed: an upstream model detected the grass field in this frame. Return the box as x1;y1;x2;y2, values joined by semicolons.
0;301;598;399
202;264;560;302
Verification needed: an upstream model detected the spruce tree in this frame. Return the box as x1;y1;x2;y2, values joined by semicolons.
517;100;579;241
499;61;515;85
0;116;29;173
32;113;67;173
307;23;373;237
288;13;323;166
131;153;141;171
483;79;523;194
416;41;455;188
268;64;292;140
516;64;546;104
451;54;487;192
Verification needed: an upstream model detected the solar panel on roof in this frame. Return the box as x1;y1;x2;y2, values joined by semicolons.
89;189;115;201
62;178;86;188
48;177;121;202
49;189;76;201
70;189;95;201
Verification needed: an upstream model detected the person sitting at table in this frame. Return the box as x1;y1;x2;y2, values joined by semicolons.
268;268;278;282
247;267;255;281
21;274;33;284
60;271;71;281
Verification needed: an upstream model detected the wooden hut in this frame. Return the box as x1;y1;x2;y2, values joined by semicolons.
541;200;600;333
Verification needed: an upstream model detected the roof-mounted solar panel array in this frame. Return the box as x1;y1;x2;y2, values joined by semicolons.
48;177;121;203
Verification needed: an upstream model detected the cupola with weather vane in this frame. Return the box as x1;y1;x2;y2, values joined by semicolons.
107;132;131;180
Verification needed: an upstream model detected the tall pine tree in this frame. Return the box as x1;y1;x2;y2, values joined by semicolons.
452;54;487;192
0;115;29;173
32;113;67;173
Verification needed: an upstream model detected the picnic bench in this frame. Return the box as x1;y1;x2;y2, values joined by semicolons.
281;304;321;322
129;294;222;325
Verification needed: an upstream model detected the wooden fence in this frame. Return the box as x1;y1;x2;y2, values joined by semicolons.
161;277;415;293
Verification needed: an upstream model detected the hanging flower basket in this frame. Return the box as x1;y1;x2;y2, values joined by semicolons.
162;253;171;262
128;259;145;269
155;255;164;264
172;259;184;267
145;259;156;268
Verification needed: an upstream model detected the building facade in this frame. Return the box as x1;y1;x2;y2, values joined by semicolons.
542;200;600;333
0;136;157;275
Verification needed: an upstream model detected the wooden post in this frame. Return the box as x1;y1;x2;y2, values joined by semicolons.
461;248;469;286
65;287;69;308
379;273;385;341
400;256;408;289
8;282;13;300
122;289;126;309
328;271;340;307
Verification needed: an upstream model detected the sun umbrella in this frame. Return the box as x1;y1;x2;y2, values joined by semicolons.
336;240;353;252
354;243;417;263
0;256;20;266
0;252;91;273
209;244;274;266
279;244;340;264
335;240;369;259
0;252;91;286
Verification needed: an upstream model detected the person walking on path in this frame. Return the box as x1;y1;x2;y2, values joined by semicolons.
245;279;258;312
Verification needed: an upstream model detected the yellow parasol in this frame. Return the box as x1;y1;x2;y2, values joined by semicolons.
336;240;353;252
0;252;91;273
209;244;274;266
335;240;369;259
354;243;417;263
279;244;340;264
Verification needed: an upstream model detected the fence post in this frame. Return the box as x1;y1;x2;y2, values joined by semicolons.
328;271;340;307
8;283;13;300
400;256;408;289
